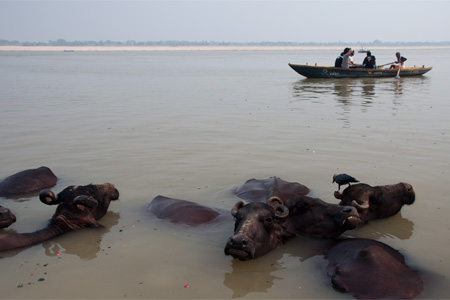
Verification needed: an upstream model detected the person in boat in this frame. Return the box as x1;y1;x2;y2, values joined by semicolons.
335;52;344;67
362;51;376;69
349;49;362;68
341;47;352;68
390;52;407;69
349;50;356;67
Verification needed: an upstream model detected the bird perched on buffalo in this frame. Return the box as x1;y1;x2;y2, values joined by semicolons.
333;174;359;191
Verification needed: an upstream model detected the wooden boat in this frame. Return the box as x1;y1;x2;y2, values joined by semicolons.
288;63;432;79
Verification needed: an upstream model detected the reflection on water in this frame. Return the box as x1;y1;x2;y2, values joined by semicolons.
349;212;415;241
290;76;430;127
291;76;430;102
224;236;334;298
43;211;119;260
0;212;119;259
224;257;283;298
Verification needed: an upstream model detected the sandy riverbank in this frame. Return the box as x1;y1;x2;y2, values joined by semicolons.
1;45;449;52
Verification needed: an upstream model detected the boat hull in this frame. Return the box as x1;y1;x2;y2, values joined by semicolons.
288;64;432;79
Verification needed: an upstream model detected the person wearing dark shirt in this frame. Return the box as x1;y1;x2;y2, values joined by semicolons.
362;51;376;69
335;52;344;67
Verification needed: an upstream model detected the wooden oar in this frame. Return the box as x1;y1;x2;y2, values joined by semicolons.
378;61;396;67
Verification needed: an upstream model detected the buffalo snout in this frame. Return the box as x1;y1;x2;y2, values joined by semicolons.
340;205;361;230
225;201;286;261
224;234;254;261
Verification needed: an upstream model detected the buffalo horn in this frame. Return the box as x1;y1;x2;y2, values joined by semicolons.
267;196;283;207
351;199;369;210
273;204;289;219
404;183;413;191
39;189;58;205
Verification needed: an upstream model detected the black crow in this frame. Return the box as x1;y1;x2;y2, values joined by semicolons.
333;174;359;191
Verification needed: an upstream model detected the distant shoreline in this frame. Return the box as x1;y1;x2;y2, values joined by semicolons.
1;45;450;52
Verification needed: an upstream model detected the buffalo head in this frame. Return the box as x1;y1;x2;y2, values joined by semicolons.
40;183;119;220
50;195;102;230
334;182;415;222
224;200;289;260
280;195;361;239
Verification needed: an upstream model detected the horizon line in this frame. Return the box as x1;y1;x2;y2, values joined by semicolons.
1;39;450;46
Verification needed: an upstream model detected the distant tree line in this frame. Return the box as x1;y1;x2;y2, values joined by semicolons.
0;39;449;47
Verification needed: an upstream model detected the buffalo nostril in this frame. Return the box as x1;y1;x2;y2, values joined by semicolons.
342;206;358;214
231;235;247;247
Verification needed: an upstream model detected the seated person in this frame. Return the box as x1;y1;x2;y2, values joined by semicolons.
341;47;352;68
335;52;344;67
390;52;407;69
348;50;361;68
362;51;376;69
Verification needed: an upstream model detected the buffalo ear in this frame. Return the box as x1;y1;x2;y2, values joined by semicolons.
231;200;246;217
273;204;289;219
73;195;98;208
403;183;413;191
39;189;58;205
334;191;344;200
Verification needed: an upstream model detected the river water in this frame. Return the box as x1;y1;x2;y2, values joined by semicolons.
0;48;449;299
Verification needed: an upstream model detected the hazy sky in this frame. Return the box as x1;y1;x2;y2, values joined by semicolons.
1;0;449;43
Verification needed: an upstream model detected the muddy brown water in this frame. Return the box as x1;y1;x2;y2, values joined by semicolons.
0;49;449;298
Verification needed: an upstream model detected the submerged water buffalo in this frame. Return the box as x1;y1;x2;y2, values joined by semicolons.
334;182;415;222
326;238;423;299
0;183;119;251
40;183;119;220
0;166;57;197
280;195;361;238
224;196;361;260
235;176;309;203
224;200;290;260
0;205;16;229
149;177;361;260
0;195;105;251
148;195;231;227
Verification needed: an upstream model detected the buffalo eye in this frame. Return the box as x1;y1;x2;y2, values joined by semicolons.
265;217;273;223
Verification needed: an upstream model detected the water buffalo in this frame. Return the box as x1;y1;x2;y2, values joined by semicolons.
0;205;16;229
280;195;361;238
148;177;361;260
326;238;422;299
235;176;309;203
0;166;57;197
224;196;361;260
39;183;119;220
148;195;231;227
0;195;104;251
334;182;415;222
224;200;290;260
148;196;292;260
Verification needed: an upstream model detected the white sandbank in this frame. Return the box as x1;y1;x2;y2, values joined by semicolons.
0;45;449;52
